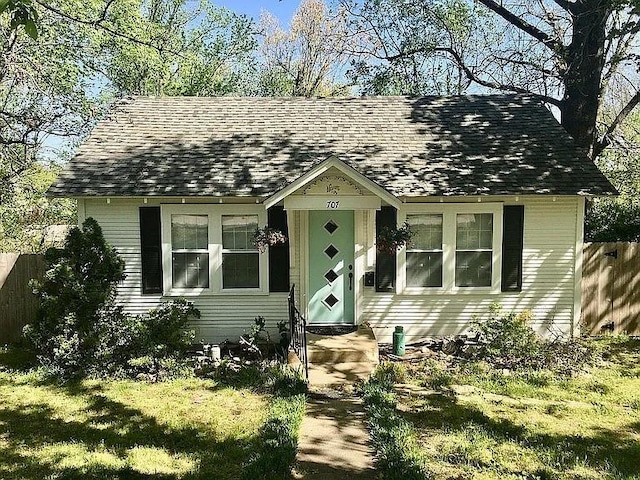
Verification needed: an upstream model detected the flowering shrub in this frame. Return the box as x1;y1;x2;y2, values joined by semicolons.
376;222;412;255
253;227;287;253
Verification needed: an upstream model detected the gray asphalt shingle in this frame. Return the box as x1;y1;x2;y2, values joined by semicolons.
49;95;616;198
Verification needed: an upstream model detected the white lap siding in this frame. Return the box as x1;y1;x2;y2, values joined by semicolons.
81;196;583;344
361;197;582;343
81;198;289;344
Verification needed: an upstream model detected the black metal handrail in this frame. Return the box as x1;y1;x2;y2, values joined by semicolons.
287;284;308;380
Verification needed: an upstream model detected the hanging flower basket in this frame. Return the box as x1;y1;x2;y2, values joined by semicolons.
376;222;412;255
252;227;287;253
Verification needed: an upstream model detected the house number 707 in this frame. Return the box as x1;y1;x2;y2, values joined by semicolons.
326;201;340;209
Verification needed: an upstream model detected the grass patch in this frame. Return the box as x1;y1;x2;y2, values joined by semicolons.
0;346;306;479
242;365;307;479
365;336;640;480
359;375;432;480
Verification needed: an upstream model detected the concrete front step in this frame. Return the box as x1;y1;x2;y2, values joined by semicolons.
306;325;379;388
308;361;377;388
306;325;379;364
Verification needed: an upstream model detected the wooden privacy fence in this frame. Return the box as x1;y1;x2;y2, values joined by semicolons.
582;242;640;336
0;254;45;344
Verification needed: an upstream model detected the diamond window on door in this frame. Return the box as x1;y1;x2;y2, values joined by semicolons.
323;294;339;309
324;269;339;283
324;220;338;234
324;244;339;259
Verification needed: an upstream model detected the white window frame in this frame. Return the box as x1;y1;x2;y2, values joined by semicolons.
399;203;503;294
170;214;210;290
405;213;444;288
221;214;261;290
161;204;268;296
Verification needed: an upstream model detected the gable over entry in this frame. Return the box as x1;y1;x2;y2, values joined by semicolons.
265;156;401;211
266;156;400;326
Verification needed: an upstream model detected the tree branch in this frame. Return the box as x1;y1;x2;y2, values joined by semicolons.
551;0;576;14
33;0;188;59
491;54;559;77
477;0;566;56
593;90;640;158
434;47;562;106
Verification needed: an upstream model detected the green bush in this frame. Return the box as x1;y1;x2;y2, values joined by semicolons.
25;218;125;377
585;197;640;242
417;359;454;389
470;303;599;374
100;299;199;379
469;303;542;370
372;361;408;386
25;217;199;379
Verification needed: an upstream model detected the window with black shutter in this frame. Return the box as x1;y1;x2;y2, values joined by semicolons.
139;206;163;294
501;205;524;292
376;206;397;291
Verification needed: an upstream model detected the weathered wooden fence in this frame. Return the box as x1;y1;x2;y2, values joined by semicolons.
0;254;45;344
582;242;640;335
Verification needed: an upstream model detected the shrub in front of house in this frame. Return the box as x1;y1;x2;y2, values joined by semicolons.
469;303;542;370
24;217;199;380
95;299;199;380
469;303;599;374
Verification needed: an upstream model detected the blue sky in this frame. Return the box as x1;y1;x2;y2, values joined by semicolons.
215;0;300;23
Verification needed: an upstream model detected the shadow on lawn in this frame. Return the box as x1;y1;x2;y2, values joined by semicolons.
0;345;37;372
401;390;640;477
0;380;258;480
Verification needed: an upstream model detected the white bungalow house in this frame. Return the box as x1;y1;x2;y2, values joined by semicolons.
49;95;615;343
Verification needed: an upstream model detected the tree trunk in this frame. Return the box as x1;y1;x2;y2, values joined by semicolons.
561;0;611;157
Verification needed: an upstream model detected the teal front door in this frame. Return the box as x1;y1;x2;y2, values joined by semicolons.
308;210;355;324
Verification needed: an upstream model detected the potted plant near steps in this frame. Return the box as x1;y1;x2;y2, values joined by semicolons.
376;222;412;255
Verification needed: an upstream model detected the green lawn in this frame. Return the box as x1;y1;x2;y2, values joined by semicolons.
364;337;640;480
0;348;300;479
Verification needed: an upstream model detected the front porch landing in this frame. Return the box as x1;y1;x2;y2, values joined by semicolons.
306;324;379;388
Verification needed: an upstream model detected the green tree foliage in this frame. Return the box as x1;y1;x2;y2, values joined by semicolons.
0;0;38;38
585;111;640;241
1;0;100;195
92;0;257;96
0;162;75;252
0;1;257;251
344;0;480;95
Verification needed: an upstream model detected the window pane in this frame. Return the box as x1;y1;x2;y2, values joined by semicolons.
223;253;259;288
407;214;442;250
456;214;493;249
171;215;208;250
407;252;443;287
172;253;209;288
455;251;492;287
222;215;258;250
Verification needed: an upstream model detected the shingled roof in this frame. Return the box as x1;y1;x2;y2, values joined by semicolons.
49;95;616;198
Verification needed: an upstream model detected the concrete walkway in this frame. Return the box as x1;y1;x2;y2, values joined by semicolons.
294;388;378;479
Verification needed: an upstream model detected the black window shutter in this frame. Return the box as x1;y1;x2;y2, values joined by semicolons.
501;205;524;292
139;206;163;294
268;206;290;292
376;206;397;292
